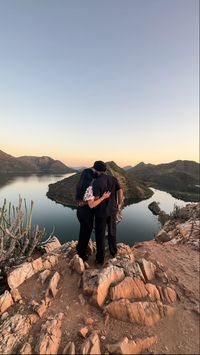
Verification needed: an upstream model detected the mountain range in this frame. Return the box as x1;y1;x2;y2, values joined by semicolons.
128;160;200;201
0;150;76;174
47;161;153;207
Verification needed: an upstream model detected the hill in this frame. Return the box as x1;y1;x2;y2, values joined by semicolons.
47;161;153;207
0;150;76;174
128;160;200;202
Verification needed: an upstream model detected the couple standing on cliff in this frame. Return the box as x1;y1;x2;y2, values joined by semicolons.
75;161;124;264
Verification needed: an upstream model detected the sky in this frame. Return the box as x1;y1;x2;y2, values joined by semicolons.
0;0;199;167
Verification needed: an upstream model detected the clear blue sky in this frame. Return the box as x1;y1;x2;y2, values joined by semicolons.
0;0;199;166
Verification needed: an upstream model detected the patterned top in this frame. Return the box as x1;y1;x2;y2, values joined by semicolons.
83;185;95;201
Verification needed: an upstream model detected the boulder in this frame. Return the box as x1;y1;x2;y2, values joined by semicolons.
0;290;14;315
80;332;101;355
0;313;38;354
45;271;60;298
7;254;58;289
70;255;85;274
145;283;160;301
138;259;156;281
155;229;171;243
40;236;61;253
148;201;161;215
106;299;174;326
106;335;157;354
83;266;125;307
158;286;177;303
110;277;148;301
35;313;64;354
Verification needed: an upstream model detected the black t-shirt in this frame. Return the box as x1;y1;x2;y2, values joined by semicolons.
93;174;121;217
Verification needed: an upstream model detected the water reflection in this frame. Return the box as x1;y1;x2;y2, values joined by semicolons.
0;175;190;245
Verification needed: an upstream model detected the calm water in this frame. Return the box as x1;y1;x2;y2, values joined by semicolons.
0;174;189;246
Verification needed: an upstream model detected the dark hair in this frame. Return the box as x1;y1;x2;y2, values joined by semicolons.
93;160;107;172
76;169;95;201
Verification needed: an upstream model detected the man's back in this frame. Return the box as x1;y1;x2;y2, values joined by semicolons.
93;174;121;217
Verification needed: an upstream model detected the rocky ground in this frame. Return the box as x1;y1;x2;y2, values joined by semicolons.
0;203;199;355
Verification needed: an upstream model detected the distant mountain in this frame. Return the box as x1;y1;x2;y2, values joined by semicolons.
123;165;133;171
129;160;200;202
47;161;153;207
0;150;76;174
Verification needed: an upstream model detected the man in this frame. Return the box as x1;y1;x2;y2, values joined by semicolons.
92;160;124;264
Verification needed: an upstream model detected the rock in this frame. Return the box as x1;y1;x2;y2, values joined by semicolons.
10;288;22;302
87;239;96;255
40;236;61;253
145;283;160;301
32;257;43;273
7;262;34;289
38;269;52;284
78;294;85;305
34;297;51;318
79;326;89;338
70;255;85;274
62;341;76;354
0;313;38;354
45;271;60;298
84;317;94;326
155;229;171;243
42;254;59;269
7;254;58;289
158;286;177;303
106;299;174;326
19;342;32;354
80;332;101;354
83;266;125;307
35;313;64;354
110;277;148;301
106;336;157;354
148;201;161;215
138;259;156;281
117;243;133;256
1;312;9;321
0;290;14;315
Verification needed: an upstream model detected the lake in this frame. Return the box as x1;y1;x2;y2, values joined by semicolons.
0;173;189;246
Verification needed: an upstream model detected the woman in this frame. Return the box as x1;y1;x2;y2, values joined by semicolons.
76;168;110;261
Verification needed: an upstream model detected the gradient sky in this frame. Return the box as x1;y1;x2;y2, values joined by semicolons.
0;0;199;167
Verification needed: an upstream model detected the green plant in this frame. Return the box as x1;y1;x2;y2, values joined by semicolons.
0;196;46;268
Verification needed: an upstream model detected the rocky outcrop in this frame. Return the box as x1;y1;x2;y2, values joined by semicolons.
35;313;64;354
155;204;200;250
69;254;85;274
45;271;60;298
106;299;174;326
82;266;125;307
138;258;156;281
106;335;158;354
80;332;101;354
39;236;61;253
110;277;148;300
7;254;58;289
0;290;14;315
0;313;38;354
